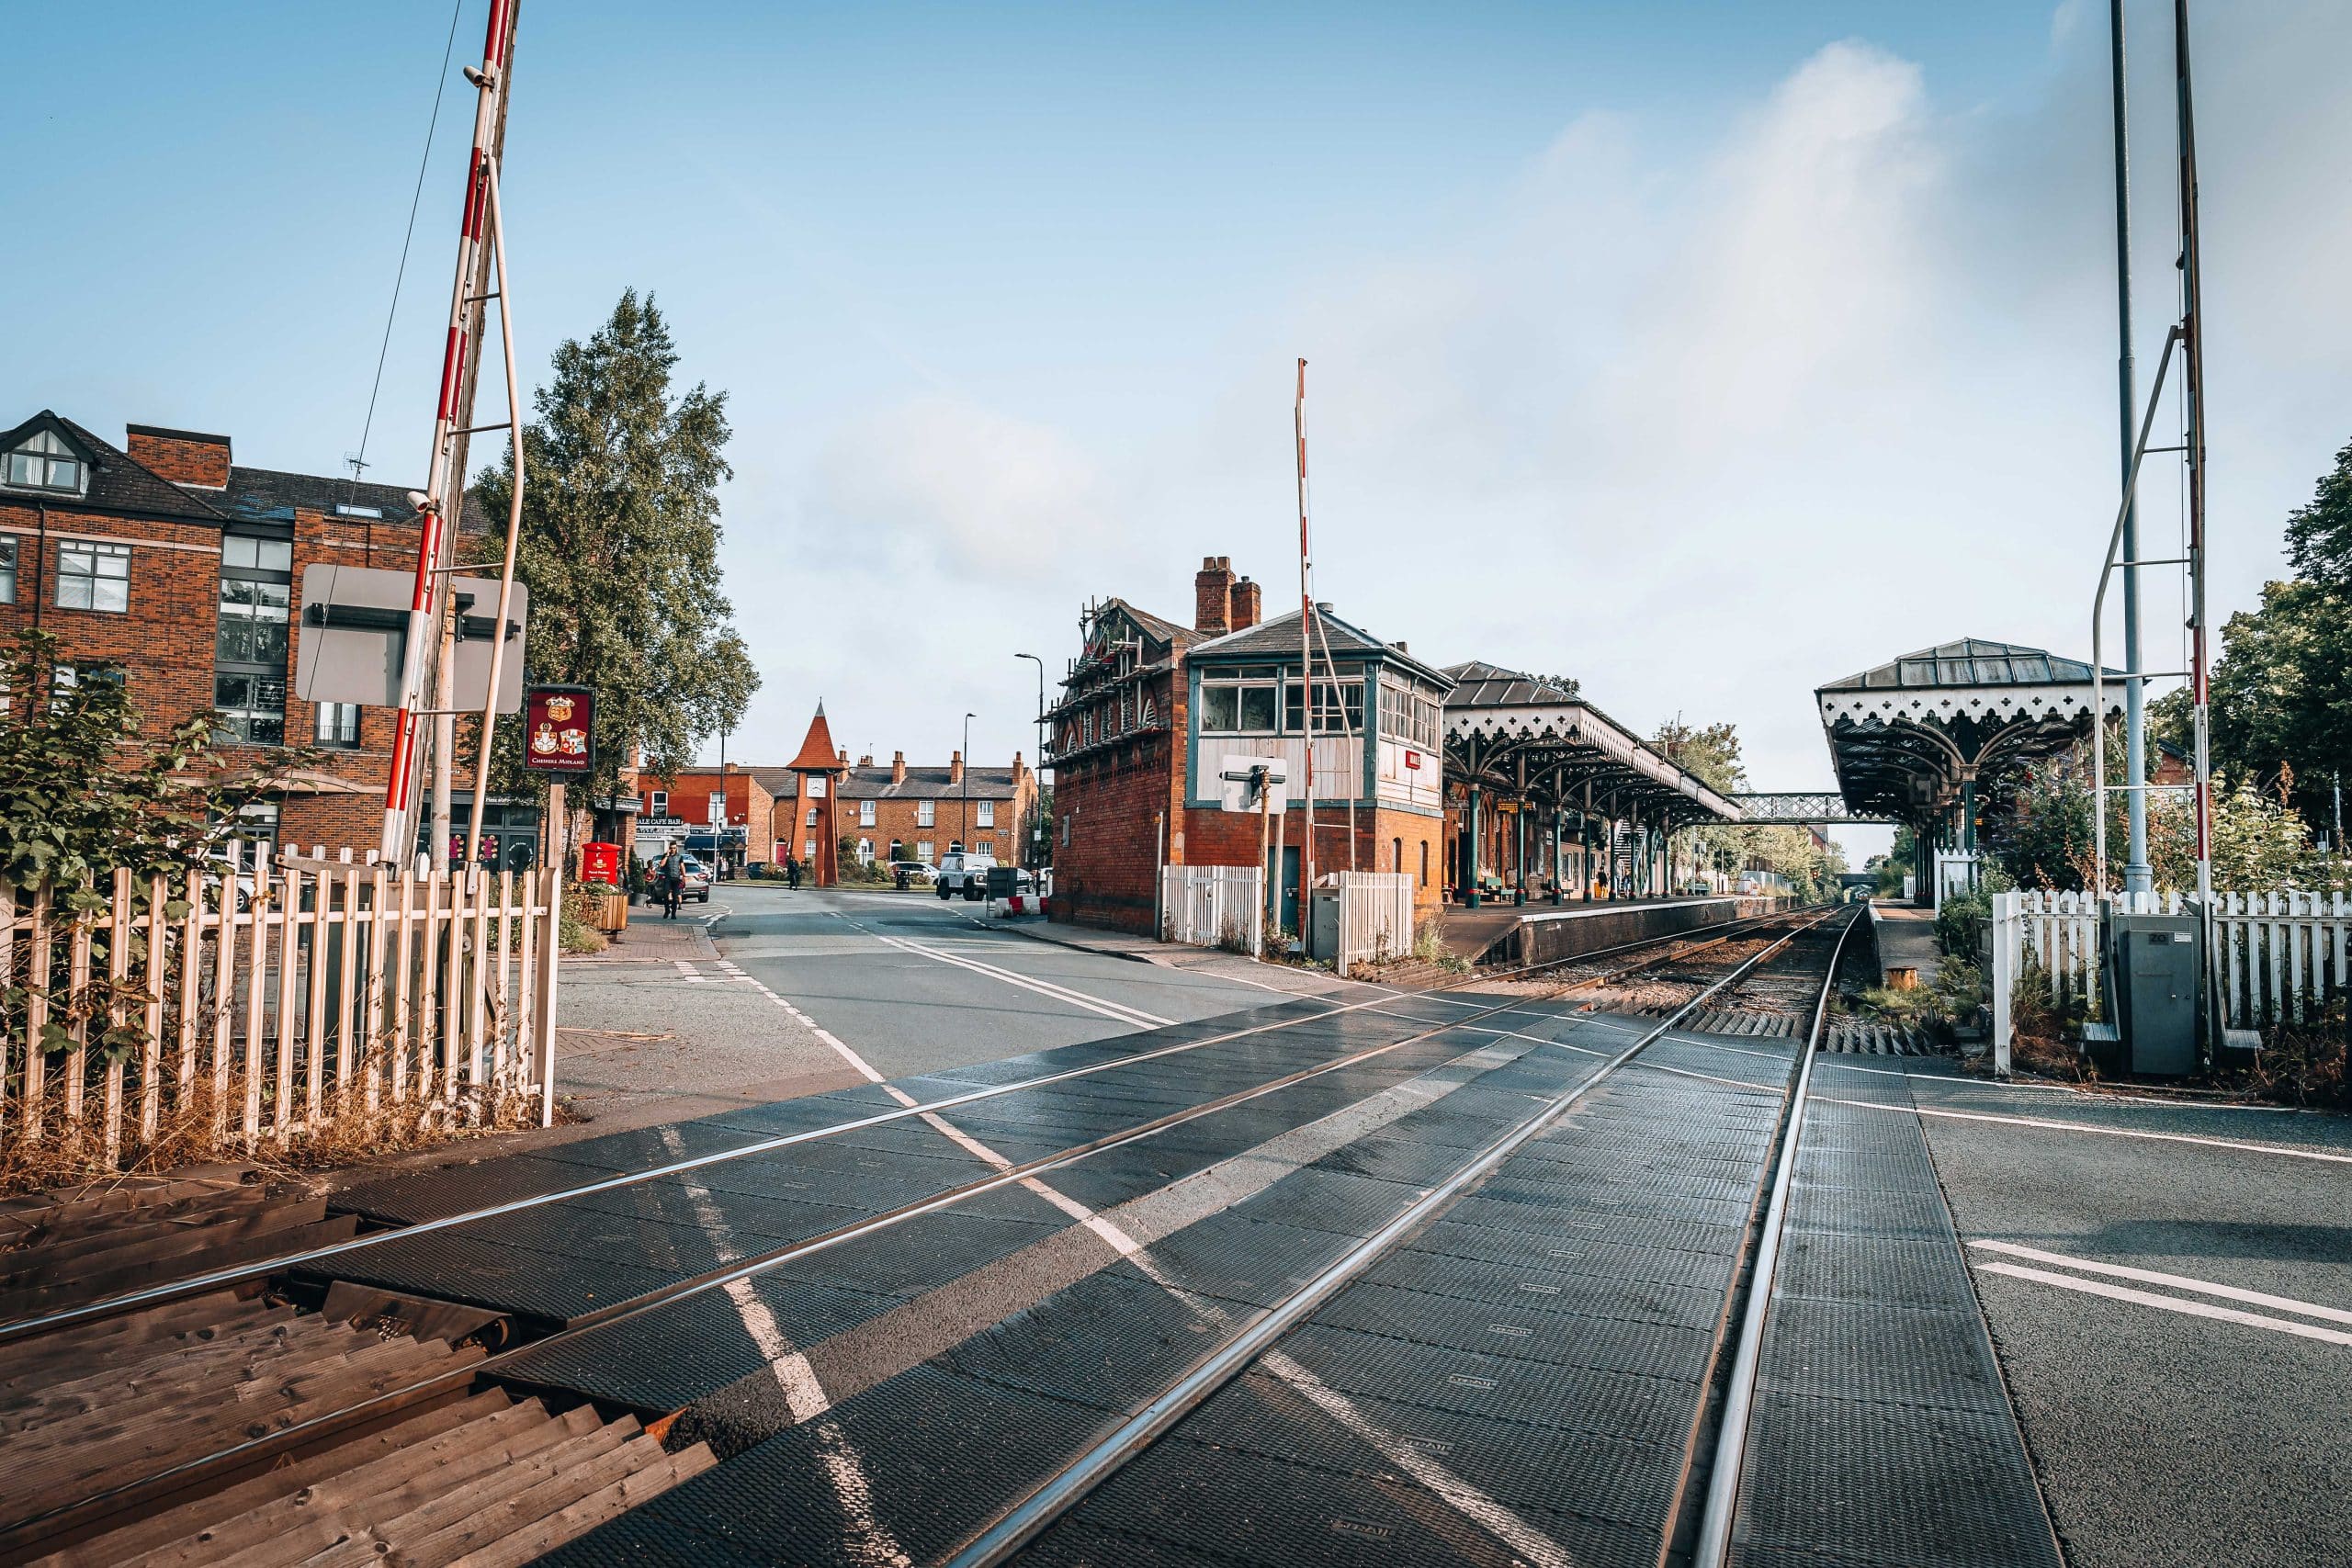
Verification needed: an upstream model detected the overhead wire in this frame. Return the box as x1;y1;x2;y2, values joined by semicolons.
345;0;469;513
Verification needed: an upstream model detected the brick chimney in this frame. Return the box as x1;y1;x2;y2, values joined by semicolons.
857;753;873;768
1194;556;1235;636
1230;576;1261;631
125;424;230;490
1012;751;1027;784
891;750;908;784
949;750;965;784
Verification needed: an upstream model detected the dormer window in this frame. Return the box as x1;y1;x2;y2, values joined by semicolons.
6;430;85;494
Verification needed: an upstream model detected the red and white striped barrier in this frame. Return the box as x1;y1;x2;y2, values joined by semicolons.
995;894;1049;918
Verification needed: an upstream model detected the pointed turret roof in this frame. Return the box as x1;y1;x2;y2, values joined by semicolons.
786;703;843;772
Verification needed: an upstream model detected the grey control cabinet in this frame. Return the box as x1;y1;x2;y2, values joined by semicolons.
2105;913;2201;1077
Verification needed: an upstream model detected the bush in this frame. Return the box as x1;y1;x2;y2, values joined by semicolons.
1934;890;1989;960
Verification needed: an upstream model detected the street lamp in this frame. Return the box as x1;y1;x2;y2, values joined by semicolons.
1016;653;1046;869
961;711;976;858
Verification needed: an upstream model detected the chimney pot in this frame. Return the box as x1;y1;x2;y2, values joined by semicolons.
1194;555;1238;636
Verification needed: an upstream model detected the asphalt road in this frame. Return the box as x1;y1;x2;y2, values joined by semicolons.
1884;1060;2352;1568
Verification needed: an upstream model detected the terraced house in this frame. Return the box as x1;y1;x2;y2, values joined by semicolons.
0;409;490;866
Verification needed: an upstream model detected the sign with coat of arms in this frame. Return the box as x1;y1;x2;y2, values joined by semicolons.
523;685;594;775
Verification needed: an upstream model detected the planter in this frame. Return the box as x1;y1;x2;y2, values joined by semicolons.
586;888;628;933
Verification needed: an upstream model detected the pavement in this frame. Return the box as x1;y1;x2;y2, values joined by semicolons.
1864;1056;2352;1568
1871;900;1943;990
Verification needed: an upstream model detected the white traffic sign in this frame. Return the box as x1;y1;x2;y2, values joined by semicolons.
1218;755;1288;814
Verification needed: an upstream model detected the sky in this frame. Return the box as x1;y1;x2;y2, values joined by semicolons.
9;1;2349;861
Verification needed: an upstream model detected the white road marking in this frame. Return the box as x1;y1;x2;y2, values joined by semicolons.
1969;1241;2352;1327
1815;1096;2352;1166
719;961;895;1086
654;1128;835;1421
1973;1260;2352;1348
874;931;1174;1028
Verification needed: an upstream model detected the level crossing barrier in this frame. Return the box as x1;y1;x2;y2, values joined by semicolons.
1;861;561;1176
1989;887;2350;1071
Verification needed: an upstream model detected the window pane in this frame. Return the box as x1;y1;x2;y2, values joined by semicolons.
223;536;256;568
254;581;289;615
58;575;91;610
46;457;81;490
1239;686;1277;732
257;540;293;572
94;547;128;578
6;453;33;485
95;577;128;613
1200;686;1238;731
217;675;251;708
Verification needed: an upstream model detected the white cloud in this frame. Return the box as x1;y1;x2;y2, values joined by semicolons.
807;394;1112;584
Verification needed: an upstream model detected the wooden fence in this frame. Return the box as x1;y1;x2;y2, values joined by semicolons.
1161;865;1265;958
1989;888;2350;1069
2;861;561;1173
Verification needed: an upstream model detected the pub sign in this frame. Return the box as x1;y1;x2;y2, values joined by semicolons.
523;685;594;775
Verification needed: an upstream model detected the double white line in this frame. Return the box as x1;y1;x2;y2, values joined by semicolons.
1971;1240;2352;1348
875;932;1174;1030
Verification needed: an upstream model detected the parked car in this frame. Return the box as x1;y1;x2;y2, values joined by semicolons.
890;859;936;888
678;854;714;904
934;849;996;900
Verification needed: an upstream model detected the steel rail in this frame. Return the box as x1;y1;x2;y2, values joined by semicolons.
0;905;1824;1554
0;902;1813;1347
1690;909;1862;1566
943;907;1852;1567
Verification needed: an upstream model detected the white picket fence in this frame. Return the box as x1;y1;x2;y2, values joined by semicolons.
2;862;562;1173
1326;871;1417;979
1161;865;1264;958
1989;888;2350;1071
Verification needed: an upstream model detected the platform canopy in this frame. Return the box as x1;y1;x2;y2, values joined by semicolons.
1816;637;2120;826
1442;661;1745;827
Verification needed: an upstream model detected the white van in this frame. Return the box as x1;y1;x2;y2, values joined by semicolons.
934;847;997;900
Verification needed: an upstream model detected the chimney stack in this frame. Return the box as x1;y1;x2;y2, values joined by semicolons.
1012;751;1027;784
1193;555;1236;636
949;750;965;784
124;424;231;490
891;750;907;784
1230;576;1261;631
857;753;873;768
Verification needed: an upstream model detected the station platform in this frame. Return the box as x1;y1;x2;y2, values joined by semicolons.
1869;901;1943;990
1439;894;1784;966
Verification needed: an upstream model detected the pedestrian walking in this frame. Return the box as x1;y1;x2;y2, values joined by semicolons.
658;845;685;919
785;854;801;890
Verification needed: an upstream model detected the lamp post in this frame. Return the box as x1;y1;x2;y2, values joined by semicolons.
1016;653;1046;870
962;711;975;857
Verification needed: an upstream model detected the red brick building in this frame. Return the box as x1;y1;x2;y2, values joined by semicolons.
0;410;497;868
632;767;777;874
1048;556;1453;934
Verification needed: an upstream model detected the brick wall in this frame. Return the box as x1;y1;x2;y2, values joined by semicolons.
124;427;231;490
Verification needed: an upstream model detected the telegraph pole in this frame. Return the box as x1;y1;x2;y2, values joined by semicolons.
1295;359;1314;941
2111;0;2153;894
382;0;523;868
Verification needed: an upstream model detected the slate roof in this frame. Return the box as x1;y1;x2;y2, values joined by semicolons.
1105;597;1189;647
214;465;492;534
1821;638;2102;692
3;410;478;532
1441;660;1582;706
1;412;227;523
839;766;1022;802
1189;606;1453;689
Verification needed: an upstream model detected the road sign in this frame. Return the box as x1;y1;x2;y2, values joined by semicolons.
1218;756;1288;814
294;563;527;713
523;686;593;775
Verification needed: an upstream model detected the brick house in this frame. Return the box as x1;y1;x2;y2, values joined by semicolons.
752;709;1038;884
0;410;503;868
633;767;776;874
1047;555;1453;934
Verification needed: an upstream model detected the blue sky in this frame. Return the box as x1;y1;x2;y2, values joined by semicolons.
10;3;2348;858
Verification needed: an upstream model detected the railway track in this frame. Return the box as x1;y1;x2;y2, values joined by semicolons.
0;903;1860;1566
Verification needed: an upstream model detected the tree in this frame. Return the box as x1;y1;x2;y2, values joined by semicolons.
475;290;758;800
1652;718;1846;897
2193;440;2352;820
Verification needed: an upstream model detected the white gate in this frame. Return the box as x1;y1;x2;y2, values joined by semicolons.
1329;871;1416;978
1988;888;2351;1073
1160;865;1264;957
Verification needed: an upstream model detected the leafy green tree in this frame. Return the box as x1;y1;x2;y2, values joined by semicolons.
1652;718;1846;897
475;290;758;800
2195;440;2352;820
